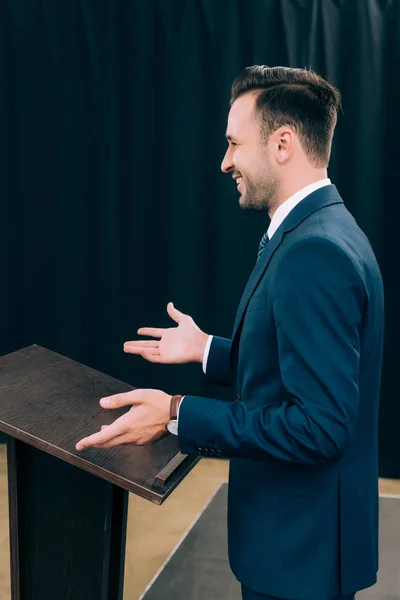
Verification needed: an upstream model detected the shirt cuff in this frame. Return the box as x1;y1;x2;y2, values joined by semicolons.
202;335;213;374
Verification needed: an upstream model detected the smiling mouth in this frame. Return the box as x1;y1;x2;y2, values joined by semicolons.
236;177;244;192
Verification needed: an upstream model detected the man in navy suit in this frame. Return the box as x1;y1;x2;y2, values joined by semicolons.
77;66;384;600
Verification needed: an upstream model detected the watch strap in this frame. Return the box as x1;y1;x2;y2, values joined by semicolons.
170;394;183;420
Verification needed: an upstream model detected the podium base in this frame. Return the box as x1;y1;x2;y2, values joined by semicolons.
7;437;128;600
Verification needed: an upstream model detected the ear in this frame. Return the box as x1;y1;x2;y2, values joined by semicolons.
274;127;294;164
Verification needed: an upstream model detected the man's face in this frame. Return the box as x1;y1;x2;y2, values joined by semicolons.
221;92;278;212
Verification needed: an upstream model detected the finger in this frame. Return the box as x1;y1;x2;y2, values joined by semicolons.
76;421;127;450
167;302;185;324
90;432;134;449
124;341;159;348
141;352;165;363
99;390;140;409
124;346;160;356
137;328;165;338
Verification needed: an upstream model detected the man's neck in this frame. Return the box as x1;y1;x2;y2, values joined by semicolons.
269;171;328;219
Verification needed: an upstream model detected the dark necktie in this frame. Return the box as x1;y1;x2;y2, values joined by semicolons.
257;231;269;261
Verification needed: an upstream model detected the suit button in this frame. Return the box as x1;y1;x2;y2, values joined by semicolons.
236;393;241;401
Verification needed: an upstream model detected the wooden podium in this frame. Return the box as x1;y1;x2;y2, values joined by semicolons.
0;345;200;600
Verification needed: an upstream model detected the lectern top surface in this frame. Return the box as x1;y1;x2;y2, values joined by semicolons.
0;345;199;504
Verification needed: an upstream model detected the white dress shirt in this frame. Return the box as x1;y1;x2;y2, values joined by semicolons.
174;178;331;433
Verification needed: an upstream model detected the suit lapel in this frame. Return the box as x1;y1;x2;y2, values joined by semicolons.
230;185;344;346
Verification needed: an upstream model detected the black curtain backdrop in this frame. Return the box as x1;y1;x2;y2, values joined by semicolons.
0;0;398;477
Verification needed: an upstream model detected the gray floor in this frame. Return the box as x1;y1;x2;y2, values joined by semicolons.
142;484;400;600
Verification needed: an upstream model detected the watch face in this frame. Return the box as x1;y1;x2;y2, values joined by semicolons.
167;420;178;435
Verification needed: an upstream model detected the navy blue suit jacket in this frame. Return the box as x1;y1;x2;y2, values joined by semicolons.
178;185;384;600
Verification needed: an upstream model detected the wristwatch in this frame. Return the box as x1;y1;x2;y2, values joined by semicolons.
166;394;183;435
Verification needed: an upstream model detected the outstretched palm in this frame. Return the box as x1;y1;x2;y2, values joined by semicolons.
124;302;208;365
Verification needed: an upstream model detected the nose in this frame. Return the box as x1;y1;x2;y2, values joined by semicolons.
221;147;234;173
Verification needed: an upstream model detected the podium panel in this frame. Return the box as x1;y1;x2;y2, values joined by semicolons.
8;438;128;599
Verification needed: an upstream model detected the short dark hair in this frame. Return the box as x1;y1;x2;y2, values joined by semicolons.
230;65;341;168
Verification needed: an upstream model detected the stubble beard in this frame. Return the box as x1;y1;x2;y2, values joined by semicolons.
239;174;278;213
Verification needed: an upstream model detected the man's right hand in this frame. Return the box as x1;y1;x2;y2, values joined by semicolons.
124;302;209;365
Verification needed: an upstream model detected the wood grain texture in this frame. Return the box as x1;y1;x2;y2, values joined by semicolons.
0;345;200;504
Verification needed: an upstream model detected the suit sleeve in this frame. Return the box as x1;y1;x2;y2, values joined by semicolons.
178;237;366;464
203;336;234;388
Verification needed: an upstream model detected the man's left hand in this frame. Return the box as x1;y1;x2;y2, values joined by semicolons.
75;389;172;450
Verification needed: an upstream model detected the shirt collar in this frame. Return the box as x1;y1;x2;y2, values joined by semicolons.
267;178;331;240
